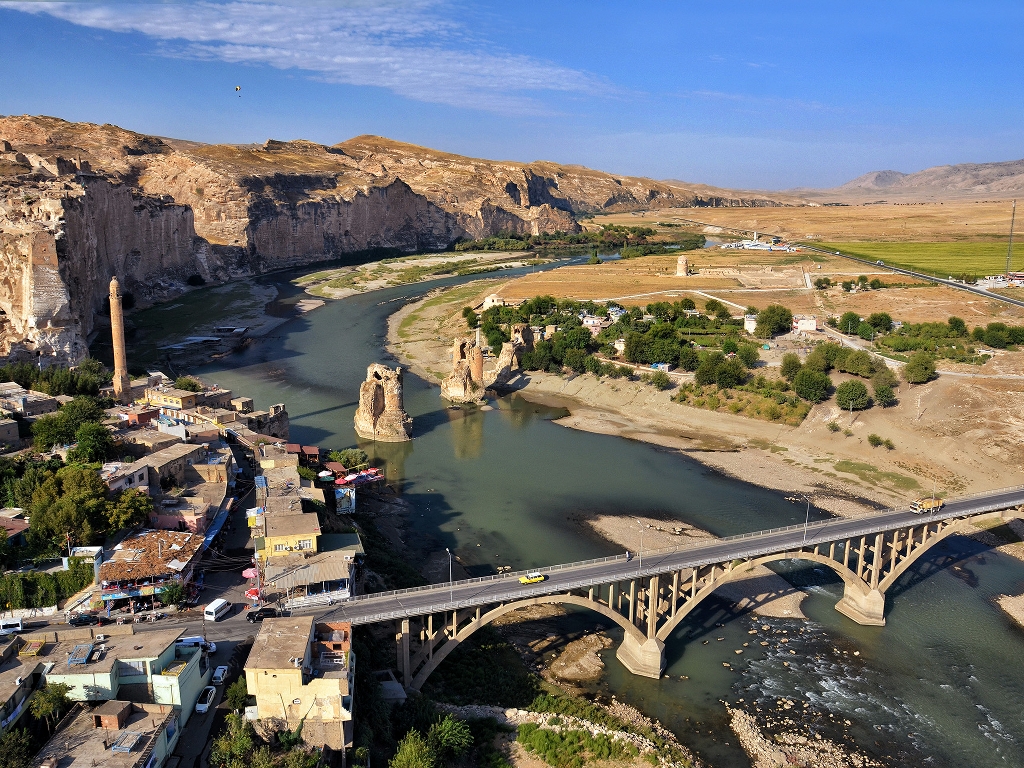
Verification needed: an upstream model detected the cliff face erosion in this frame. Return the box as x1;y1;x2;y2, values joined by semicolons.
0;115;786;364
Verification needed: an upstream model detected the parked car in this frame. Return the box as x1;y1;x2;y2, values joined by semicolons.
212;666;229;685
68;614;99;627
246;607;279;623
195;686;217;714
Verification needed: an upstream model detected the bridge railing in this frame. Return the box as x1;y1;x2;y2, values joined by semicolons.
338;486;1024;611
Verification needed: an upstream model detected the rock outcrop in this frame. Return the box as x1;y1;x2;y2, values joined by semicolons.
354;364;412;441
0;115;791;364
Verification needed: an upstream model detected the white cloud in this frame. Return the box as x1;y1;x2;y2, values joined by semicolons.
2;1;610;113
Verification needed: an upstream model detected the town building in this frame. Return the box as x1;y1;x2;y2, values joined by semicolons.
244;617;354;751
264;533;364;610
34;701;182;768
791;315;819;334
144;387;199;411
136;443;209;490
0;508;28;548
0;635;42;734
99;530;204;609
744;314;758;334
44;628;209;722
0;419;18;448
0;382;59;416
100;462;150;494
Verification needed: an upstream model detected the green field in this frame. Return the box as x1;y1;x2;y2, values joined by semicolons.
818;242;1015;279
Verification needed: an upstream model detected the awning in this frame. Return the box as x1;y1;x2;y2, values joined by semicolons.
264;552;351;590
242;567;258;579
203;504;231;550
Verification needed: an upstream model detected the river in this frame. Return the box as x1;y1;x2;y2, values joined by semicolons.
124;265;1024;767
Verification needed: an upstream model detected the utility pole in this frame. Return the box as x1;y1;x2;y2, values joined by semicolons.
802;494;811;544
446;548;453;605
1007;200;1017;277
635;519;645;574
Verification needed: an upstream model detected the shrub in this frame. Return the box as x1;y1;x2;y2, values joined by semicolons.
721;339;738;355
814;277;832;289
827;420;841;432
650;371;671;390
883;438;895;450
678;347;699;371
867;433;883;447
327;448;368;469
174;376;203;392
792;369;832;403
296;466;317;481
904;352;936;384
736;344;760;367
835;380;870;410
780;353;802;381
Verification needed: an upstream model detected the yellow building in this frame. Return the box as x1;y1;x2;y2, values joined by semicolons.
244;617;354;750
144;387;199;410
254;501;321;558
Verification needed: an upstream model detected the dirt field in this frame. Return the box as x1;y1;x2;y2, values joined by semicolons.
594;201;1016;243
489;252;1024;325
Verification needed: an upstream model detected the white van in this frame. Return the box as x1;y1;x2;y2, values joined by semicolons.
0;618;23;636
176;635;217;653
204;599;232;622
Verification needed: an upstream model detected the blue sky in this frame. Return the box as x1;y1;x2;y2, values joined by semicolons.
1;0;1021;189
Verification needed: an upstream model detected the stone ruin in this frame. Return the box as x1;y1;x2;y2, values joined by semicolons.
676;254;689;277
353;364;412;441
440;323;534;404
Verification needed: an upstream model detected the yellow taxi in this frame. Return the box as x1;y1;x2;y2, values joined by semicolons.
519;571;547;585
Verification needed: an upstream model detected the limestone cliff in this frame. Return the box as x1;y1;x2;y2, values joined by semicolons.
0;115;789;364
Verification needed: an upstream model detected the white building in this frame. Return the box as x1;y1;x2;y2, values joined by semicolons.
743;315;758;334
791;315;819;333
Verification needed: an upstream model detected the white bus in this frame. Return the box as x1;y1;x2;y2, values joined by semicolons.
0;618;23;636
203;598;232;622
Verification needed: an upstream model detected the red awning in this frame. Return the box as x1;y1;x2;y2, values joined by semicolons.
324;462;346;473
301;446;320;456
285;443;301;453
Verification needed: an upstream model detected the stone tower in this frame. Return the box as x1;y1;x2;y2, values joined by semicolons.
109;277;131;404
676;254;689;277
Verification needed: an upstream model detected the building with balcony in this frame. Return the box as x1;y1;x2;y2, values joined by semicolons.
263;533;364;610
244;617;354;751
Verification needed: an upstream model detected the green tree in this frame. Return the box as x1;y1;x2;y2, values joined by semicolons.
872;367;899;389
0;529;11;571
30;681;71;733
67;421;115;463
427;715;473;762
210;714;255;768
814;277;832;289
721;339;738;355
389;730;434;768
225;677;248;713
715;359;746;389
174;376;203;392
0;728;33;768
327;448;368;469
838;311;861;335
159;581;185;607
677;347;699;371
679;298;695;310
694;352;725;386
704;298;724;314
836;380;870;410
106;488;153;532
904;352;936;384
587;253;601;265
873;383;896;407
948;316;967;336
867;312;893;332
857;321;877;341
32;396;106;450
736;344;760;368
780;353;803;381
754;304;793;338
792;369;832;403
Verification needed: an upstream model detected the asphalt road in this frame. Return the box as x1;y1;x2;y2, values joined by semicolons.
319;486;1024;626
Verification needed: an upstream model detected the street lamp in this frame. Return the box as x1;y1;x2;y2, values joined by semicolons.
446;548;453;604
800;494;812;545
635;519;645;574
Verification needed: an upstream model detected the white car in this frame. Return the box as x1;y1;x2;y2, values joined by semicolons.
195;685;217;714
212;666;229;685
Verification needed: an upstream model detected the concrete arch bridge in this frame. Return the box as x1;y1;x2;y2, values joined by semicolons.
323;487;1024;689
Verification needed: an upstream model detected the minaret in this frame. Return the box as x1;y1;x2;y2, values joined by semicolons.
109;276;131;404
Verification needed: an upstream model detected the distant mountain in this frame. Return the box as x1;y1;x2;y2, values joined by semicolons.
817;158;1024;201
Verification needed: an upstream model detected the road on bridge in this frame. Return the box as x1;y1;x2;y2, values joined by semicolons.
320;486;1024;626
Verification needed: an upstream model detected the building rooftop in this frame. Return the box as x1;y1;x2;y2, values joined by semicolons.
33;629;184;678
99;530;204;583
138;443;205;468
245;615;315;670
146;387;199;401
264;511;321;539
35;702;177;768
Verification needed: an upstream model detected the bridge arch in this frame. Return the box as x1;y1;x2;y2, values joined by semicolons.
655;550;871;642
410;593;646;690
878;517;967;593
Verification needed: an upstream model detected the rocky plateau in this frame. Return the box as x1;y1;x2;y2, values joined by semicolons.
0;115;786;365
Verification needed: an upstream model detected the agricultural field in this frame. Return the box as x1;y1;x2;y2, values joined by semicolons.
819;241;1014;280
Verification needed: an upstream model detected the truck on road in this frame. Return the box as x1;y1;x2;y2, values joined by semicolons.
910;498;944;514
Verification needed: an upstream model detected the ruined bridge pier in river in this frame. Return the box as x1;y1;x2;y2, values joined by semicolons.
321;488;1024;690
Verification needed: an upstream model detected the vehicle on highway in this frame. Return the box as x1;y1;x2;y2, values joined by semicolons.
910;498;944;514
177;636;217;653
876;260;884;265
246;607;278;623
68;614;99;627
204;598;232;622
519;571;547;585
212;666;229;685
195;686;217;714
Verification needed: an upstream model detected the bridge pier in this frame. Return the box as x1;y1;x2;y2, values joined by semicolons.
835;586;886;626
615;634;665;679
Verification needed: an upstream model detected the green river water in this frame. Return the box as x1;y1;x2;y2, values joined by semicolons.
123;266;1024;767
